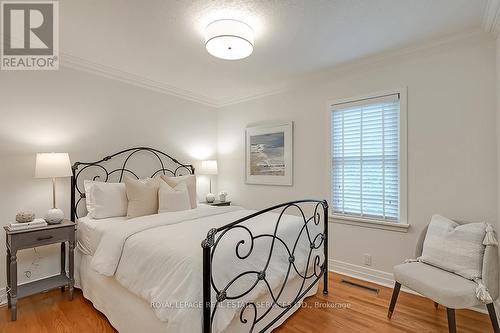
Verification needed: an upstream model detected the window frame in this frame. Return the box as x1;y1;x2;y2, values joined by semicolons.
326;88;408;232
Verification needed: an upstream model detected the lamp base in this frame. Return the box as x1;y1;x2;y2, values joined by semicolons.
206;193;216;203
44;208;64;224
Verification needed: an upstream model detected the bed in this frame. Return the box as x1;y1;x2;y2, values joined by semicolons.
71;147;328;333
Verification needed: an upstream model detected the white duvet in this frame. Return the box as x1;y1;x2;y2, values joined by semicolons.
90;205;323;333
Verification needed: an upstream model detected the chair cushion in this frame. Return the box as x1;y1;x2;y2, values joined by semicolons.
393;262;480;308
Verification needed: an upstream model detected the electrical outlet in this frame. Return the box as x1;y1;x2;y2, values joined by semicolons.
363;254;372;266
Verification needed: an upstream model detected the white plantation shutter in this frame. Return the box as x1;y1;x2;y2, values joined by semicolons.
331;94;400;221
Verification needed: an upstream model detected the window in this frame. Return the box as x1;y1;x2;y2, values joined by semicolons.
330;93;406;224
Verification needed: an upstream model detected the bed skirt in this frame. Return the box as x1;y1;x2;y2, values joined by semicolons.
75;249;318;333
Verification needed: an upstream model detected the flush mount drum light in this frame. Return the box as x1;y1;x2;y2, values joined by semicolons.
205;19;254;60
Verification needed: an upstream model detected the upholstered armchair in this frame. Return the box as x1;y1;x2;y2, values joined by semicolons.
387;222;499;333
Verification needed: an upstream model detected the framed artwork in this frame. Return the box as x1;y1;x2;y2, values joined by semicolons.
245;121;293;186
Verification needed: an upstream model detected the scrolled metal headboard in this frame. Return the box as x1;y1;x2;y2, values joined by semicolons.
70;147;195;221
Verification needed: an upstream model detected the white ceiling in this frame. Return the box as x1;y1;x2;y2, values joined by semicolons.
60;0;489;106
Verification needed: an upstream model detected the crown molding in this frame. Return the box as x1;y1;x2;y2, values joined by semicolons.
483;0;500;37
60;53;219;108
304;29;490;82
61;29;491;109
217;86;291;107
219;29;491;107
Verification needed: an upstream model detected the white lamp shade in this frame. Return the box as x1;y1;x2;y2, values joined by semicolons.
205;19;254;60
199;160;218;175
35;153;72;178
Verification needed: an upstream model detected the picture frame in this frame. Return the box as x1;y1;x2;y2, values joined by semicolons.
245;121;293;186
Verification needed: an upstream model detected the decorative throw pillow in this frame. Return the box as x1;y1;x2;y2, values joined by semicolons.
158;180;191;213
420;214;487;280
124;176;160;219
84;180;128;219
160;174;197;209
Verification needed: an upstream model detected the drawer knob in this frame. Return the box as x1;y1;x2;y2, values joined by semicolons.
37;235;53;241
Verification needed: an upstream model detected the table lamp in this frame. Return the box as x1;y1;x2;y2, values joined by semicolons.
199;160;218;203
35;153;72;224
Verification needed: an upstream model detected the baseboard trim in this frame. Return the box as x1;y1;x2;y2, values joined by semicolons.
328;259;488;315
329;259;395;289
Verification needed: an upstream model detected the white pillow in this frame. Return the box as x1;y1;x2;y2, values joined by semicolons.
84;180;128;219
158;180;191;213
420;214;487;280
124;176;160;219
160;175;197;209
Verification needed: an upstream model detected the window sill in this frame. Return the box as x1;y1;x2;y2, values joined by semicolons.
329;214;410;233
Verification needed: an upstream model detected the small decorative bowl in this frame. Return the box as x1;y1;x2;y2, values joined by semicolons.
16;212;35;223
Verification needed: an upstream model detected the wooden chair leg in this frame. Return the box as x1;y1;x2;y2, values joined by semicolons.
434;301;439;309
446;308;456;333
387;282;401;319
487;303;500;333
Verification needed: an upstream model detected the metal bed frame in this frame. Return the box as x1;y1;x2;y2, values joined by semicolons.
70;147;328;333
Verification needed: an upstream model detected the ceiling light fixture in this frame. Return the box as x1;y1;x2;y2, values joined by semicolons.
205;19;254;60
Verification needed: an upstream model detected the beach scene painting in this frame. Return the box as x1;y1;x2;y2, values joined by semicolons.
246;122;293;185
250;132;285;176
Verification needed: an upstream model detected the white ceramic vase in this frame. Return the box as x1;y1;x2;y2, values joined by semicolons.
206;193;216;203
45;208;64;224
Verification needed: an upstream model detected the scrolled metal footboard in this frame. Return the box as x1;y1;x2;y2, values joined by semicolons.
201;200;329;333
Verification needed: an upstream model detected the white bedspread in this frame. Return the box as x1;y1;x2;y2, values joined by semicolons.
90;205;323;333
77;215;127;255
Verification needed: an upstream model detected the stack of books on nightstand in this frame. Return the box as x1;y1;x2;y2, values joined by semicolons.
7;218;47;231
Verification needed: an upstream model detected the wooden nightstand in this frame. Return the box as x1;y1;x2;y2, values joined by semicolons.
206;201;231;207
4;219;76;321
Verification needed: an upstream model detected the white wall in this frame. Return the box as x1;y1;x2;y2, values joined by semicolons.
0;67;217;296
217;33;497;277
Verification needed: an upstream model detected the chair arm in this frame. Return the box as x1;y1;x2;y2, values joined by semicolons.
482;245;499;301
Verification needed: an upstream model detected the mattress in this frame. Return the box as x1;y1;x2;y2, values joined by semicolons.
77;215;127;255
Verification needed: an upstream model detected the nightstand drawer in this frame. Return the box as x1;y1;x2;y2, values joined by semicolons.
12;226;73;249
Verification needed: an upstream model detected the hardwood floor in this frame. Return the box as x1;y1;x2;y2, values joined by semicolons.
0;273;493;332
